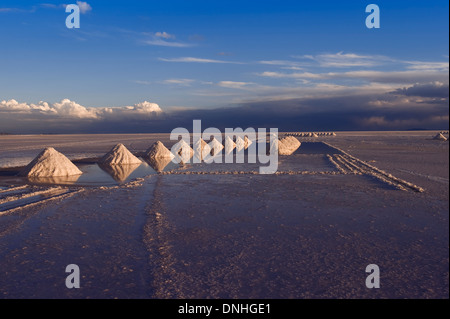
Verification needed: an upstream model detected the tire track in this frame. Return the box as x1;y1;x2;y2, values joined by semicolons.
324;142;424;193
0;187;83;215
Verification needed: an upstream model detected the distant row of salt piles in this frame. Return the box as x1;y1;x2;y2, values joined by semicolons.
433;133;448;141
286;132;336;137
19;134;299;178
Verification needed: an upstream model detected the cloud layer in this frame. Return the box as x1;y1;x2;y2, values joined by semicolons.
1;82;448;134
0;99;163;133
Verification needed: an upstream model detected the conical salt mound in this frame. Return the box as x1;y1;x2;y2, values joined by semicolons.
433;133;447;141
209;137;224;155
331;132;337;136
99;144;142;166
224;136;236;154
171;139;194;162
235;136;246;151
19;147;82;177
193;138;211;160
271;136;301;155
312;133;319;138
145;141;174;159
244;136;253;149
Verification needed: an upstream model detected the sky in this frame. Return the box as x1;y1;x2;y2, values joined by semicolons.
0;0;448;133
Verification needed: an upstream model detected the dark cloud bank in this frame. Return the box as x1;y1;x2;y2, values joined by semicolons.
1;84;448;134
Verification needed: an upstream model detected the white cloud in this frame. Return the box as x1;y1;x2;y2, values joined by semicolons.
258;60;304;70
144;38;191;47
217;81;255;89
0;99;162;120
159;57;243;64
259;71;323;79
404;61;449;71
133;80;152;85
162;79;195;86
293;52;392;68
143;32;191;47
52;99;97;118
46;2;91;14
128;101;161;113
76;1;92;14
155;31;175;39
259;69;449;84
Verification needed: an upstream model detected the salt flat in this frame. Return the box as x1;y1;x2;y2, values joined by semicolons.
0;131;448;298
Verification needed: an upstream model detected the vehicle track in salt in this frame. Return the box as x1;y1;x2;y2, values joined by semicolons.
324;142;424;193
0;186;82;215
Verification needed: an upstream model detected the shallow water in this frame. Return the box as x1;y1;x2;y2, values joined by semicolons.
0;143;340;187
0;132;448;298
0;188;70;212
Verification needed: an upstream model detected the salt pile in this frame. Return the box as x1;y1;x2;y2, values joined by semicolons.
99;144;142;166
433;133;448;141
312;133;319;138
193;138;212;160
19;147;82;178
209;137;224;155
235;136;246;151
145;141;174;160
271;136;301;155
244;136;253;149
171;139;194;162
224;136;236;154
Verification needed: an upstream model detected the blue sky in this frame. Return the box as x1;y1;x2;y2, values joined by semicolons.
0;0;448;132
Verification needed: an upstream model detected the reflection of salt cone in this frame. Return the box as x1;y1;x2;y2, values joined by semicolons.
99;163;141;182
145;157;173;172
27;174;81;185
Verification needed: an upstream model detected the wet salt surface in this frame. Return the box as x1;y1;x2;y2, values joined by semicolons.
0;143;340;187
0;132;448;298
0;159;178;187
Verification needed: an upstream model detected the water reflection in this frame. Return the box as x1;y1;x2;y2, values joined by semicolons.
98;163;141;182
145;157;173;173
27;174;81;185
